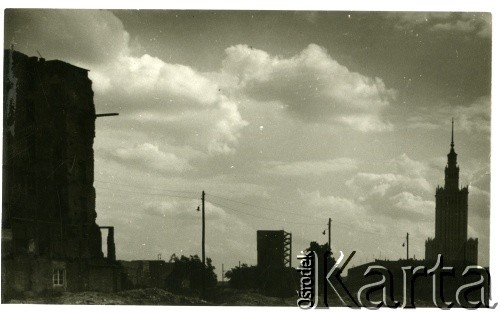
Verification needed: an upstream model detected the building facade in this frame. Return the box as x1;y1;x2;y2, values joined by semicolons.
425;120;478;265
119;260;174;289
2;49;119;299
256;230;292;269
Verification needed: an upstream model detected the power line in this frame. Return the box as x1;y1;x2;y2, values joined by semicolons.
206;198;325;226
206;193;324;220
95;180;324;220
95;186;199;200
94;180;199;195
207;193;383;236
95;183;326;225
93;180;383;236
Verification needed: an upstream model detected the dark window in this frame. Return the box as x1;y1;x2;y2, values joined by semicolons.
52;269;65;286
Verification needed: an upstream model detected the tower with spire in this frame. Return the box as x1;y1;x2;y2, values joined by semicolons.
425;119;478;264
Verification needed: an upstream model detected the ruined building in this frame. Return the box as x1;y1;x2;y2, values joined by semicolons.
255;230;295;297
256;230;292;269
2;49;119;298
425;120;478;264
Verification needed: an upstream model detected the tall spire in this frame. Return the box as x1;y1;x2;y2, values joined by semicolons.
445;118;459;190
451;118;454;148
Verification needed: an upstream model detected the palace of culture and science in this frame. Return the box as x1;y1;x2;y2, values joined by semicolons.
425;120;478;265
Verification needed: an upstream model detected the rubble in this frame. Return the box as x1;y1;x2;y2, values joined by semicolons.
7;288;209;305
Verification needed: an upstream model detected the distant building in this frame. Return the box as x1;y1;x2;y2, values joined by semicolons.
119;260;174;290
255;230;296;297
2;49;119;298
344;121;483;306
425;120;478;265
256;230;292;269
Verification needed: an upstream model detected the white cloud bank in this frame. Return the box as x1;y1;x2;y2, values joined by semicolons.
8;9;400;159
391;12;491;38
111;143;193;173
8;9;248;156
222;43;396;132
263;158;358;176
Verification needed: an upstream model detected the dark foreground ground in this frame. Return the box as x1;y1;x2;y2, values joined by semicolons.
4;287;298;306
2;288;440;307
2;287;455;307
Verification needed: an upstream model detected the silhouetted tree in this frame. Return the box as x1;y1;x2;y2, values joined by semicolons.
305;241;336;290
225;263;298;297
165;254;217;295
225;263;259;289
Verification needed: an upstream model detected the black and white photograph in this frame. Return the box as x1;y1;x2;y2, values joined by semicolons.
1;1;497;308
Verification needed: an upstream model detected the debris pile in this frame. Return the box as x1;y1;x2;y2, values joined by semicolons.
8;288;209;305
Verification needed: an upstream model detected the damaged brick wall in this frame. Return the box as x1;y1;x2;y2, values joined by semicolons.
2;49;103;261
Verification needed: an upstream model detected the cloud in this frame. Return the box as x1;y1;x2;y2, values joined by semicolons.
91;47;249;156
388;192;434;221
339;115;393;132
431;19;475;33
389;153;428;177
347;172;432;197
119;196;254;262
298;189;387;236
99;54;220;105
302;12;319;24
144;199;227;221
298;188;437;263
468;186;490;219
431;13;491;38
344;154;436;222
6;9;130;66
347;173;434;226
300;189;364;215
110;143;193;173
6;9;248;156
144;200;184;218
394;12;453;26
263;158;357;176
406;96;490;136
453;96;490;134
345;152;489;235
221;44;396;131
406;117;441;130
390;12;491;38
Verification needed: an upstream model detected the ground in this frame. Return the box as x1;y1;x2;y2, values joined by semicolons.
7;288;208;305
5;287;298;306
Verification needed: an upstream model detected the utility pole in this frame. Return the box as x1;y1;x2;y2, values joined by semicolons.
222;264;224;284
406;232;409;260
328;218;332;252
201;190;206;298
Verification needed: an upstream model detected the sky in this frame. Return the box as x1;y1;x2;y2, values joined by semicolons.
4;9;492;274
